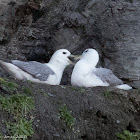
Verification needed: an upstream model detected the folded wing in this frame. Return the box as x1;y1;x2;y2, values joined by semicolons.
94;68;123;86
11;60;55;81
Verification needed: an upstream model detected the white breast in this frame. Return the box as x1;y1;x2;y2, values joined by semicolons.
46;64;62;85
71;61;109;87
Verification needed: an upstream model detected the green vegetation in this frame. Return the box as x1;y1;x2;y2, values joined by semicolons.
70;87;85;93
0;132;3;140
6;118;33;140
104;90;112;98
117;130;140;140
0;78;35;140
0;94;34;117
23;87;32;95
0;78;19;92
40;92;48;98
59;104;75;128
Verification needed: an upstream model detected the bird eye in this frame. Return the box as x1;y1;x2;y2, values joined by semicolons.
85;50;88;53
63;52;67;54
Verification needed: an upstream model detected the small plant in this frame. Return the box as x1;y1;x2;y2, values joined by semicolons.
0;78;19;91
0;132;3;140
59;104;75;128
70;87;85;93
0;78;35;139
6;118;34;140
117;130;140;140
40;92;48;98
0;94;34;117
104;91;112;98
0;94;35;140
23;88;32;95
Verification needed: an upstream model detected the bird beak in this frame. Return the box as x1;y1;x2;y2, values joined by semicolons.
72;55;81;60
67;55;81;65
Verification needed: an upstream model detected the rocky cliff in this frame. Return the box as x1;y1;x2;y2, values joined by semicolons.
0;78;140;140
0;0;140;140
0;0;140;87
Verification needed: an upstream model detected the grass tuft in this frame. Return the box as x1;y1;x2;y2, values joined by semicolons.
59;104;75;128
0;78;35;140
6;118;34;140
23;88;32;95
117;130;140;140
40;92;48;98
0;94;34;117
70;87;85;93
0;78;19;91
104;91;112;98
0;132;3;140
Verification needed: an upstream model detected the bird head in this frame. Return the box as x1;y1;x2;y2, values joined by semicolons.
81;48;99;67
49;49;76;67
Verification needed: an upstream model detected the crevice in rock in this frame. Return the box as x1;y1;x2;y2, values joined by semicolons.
32;9;44;23
7;1;16;7
96;110;108;124
0;40;9;46
81;134;88;140
126;122;137;132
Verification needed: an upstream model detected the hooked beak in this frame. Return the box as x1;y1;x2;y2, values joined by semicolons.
72;55;81;60
67;55;81;65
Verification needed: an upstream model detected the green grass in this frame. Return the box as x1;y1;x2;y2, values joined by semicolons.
117;130;140;140
59;104;75;128
70;87;85;93
104;91;112;98
0;78;35;140
0;132;3;140
6;118;34;140
23;87;32;95
0;94;34;117
40;92;48;98
0;78;19;92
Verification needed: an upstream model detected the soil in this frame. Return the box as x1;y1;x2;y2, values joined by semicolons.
0;77;140;140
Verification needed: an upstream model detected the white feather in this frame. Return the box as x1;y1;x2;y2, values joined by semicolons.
116;84;132;90
71;48;132;90
0;49;72;85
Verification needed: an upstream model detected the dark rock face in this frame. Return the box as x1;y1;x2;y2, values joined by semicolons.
93;1;140;88
0;0;140;87
0;1;140;138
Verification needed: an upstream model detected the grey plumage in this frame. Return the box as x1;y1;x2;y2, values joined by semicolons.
11;60;55;81
94;68;123;86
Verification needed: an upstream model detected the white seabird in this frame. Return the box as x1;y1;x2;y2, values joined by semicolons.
71;48;132;90
0;49;75;85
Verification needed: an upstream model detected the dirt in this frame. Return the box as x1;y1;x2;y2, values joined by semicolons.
0;77;140;140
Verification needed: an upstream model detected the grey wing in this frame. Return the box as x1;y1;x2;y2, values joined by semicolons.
11;60;55;81
94;68;123;86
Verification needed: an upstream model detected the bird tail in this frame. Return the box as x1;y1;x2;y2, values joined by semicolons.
116;84;132;90
0;60;8;71
0;60;16;75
